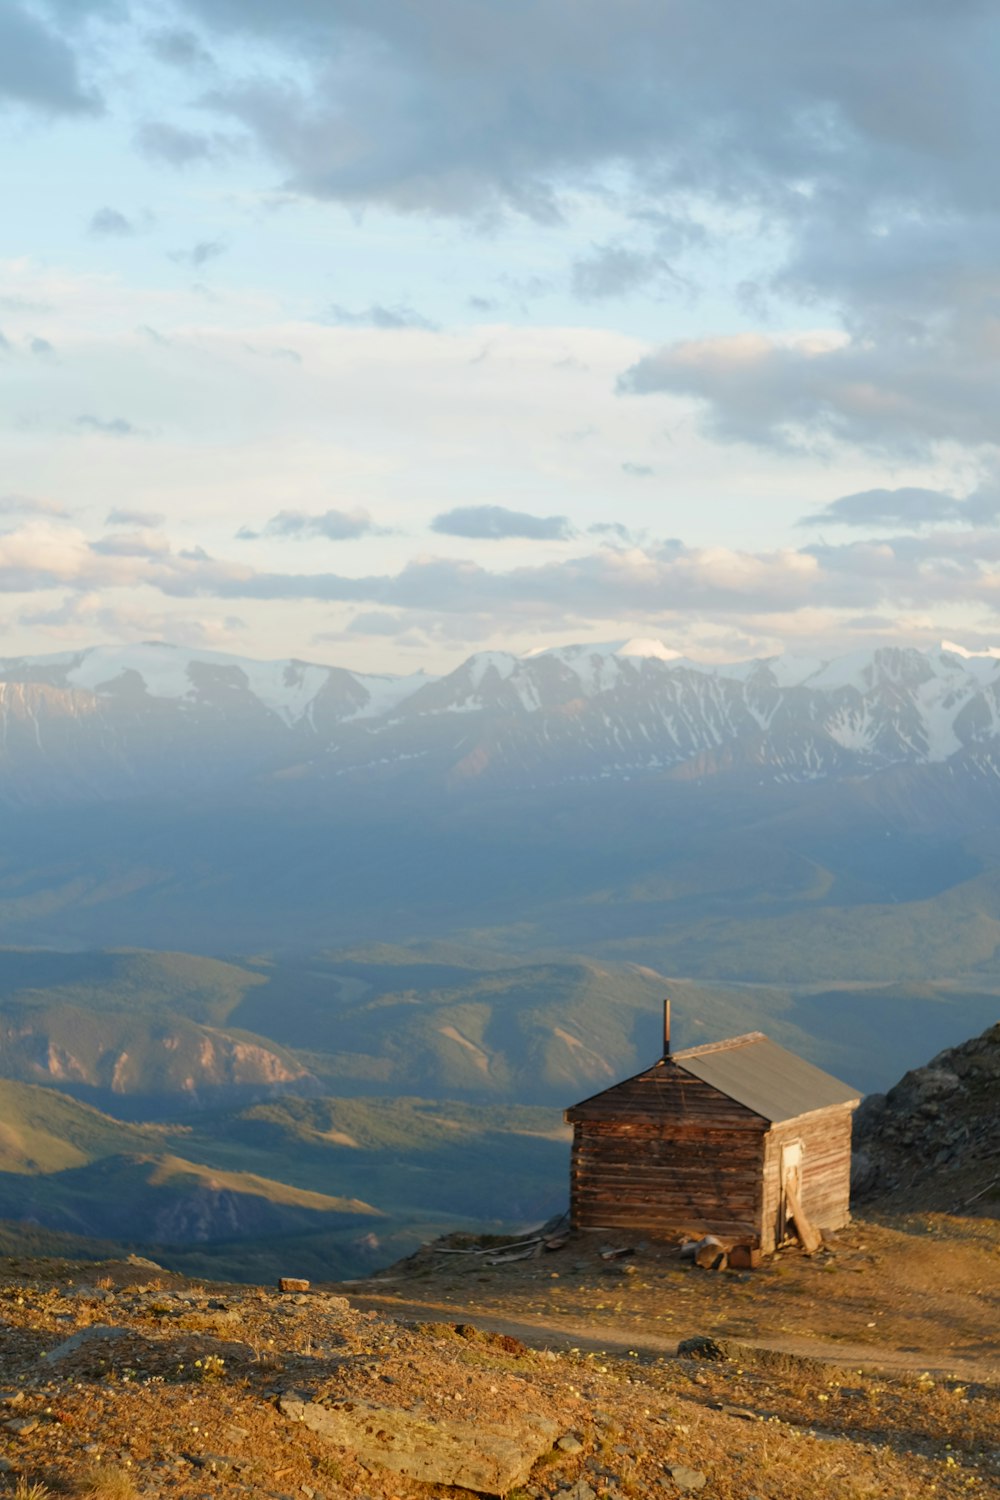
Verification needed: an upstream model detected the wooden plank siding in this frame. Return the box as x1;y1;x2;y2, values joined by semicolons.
760;1106;856;1253
568;1066;769;1238
566;1057;856;1249
570;1122;764;1237
566;1062;769;1129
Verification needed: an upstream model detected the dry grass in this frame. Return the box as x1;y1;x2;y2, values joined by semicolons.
72;1464;138;1500
13;1481;52;1500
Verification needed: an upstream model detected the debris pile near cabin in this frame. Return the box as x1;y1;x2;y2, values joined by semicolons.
852;1021;1000;1214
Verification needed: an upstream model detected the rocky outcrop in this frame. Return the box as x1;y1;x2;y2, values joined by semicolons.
852;1022;1000;1211
279;1395;559;1496
0;1013;314;1112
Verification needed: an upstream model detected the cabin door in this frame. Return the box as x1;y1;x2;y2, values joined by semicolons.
779;1140;803;1243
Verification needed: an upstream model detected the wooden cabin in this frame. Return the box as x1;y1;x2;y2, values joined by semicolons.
565;1006;861;1254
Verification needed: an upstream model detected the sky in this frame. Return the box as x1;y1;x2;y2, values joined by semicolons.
4;0;1000;673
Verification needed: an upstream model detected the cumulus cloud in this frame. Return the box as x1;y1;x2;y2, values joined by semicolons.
431;505;573;541
237;507;382;542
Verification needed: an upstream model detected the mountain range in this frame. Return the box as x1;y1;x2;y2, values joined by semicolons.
3;636;1000;801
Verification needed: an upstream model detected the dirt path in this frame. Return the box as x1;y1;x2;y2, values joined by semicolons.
350;1290;1000;1382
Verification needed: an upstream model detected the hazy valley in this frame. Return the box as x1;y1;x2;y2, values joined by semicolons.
0;637;998;1277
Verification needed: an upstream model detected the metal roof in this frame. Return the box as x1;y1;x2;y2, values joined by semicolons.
671;1032;861;1124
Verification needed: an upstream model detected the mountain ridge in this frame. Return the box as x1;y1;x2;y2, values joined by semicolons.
3;637;1000;804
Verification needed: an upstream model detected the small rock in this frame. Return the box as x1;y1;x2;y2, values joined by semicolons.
5;1418;39;1436
279;1278;310;1293
318;1294;351;1311
0;1390;25;1407
666;1464;707;1492
188;1454;236;1473
555;1483;596;1500
677;1335;730;1362
0;1458;12;1473
557;1434;584;1454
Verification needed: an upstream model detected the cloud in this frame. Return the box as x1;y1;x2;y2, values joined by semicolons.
0;494;69;519
0;4;100;116
106;507;166;528
76;415;145;437
168;0;1000;236
618;329;1000;456
29;336;54;357
145;1;1000;465
800;479;1000;532
571;243;682;302
344;610;415;637
135;120;231;166
147;26;213;69
8;510;1000;649
20;592;246;650
324;303;437;331
621;462;654;478
91;530;172;559
89;206;135;237
168;238;228;267
431;505;573;541
799;487;962;529
589;521;638;543
237;507;382;542
243;342;302;364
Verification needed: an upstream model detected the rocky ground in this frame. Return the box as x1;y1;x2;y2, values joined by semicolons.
852;1021;1000;1213
0;1216;997;1500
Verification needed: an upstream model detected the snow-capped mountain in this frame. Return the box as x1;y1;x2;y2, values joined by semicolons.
1;637;1000;801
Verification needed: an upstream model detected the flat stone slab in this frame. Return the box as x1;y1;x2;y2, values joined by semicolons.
280;1394;558;1496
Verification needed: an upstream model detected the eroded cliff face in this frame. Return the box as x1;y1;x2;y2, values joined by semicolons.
0;1014;314;1111
852;1022;1000;1211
